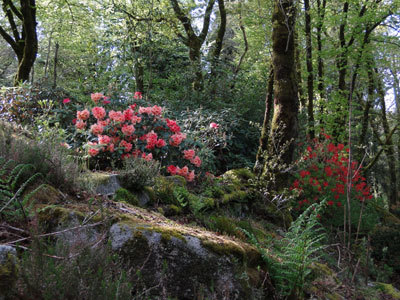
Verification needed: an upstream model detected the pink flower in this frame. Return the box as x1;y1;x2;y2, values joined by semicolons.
88;148;99;156
98;118;110;127
156;139;166;148
103;100;111;105
131;115;142;124
143;153;153;161
186;170;195;182
98;135;111;145
75;120;86;130
178;166;189;176
183;149;195;160
123;108;134;121
139;106;152;114
90;123;104;135
134;91;142;99
63;98;71;104
72;118;77;125
210;122;219;129
91;93;104;103
92;107;106;120
190;156;201;167
145;131;158;149
167;165;177;175
109;110;125;123
77;109;90;121
120;140;133;152
151;105;162;116
107;143;115;152
166;119;180;133
169;132;186;147
122;124;135;136
132;149;141;157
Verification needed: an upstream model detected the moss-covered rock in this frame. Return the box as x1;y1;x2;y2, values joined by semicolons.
0;245;19;298
223;168;255;184
23;184;61;206
114;188;138;206
374;282;400;299
109;217;269;299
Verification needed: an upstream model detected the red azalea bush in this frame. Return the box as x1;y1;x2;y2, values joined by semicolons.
72;92;203;181
290;134;373;224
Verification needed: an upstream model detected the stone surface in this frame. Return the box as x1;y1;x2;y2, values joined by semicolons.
109;221;269;299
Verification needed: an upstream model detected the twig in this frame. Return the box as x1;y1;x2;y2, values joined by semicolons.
5;220;106;245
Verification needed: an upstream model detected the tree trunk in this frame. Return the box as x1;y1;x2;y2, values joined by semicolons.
13;0;38;85
53;42;59;89
316;0;326;129
376;68;398;207
254;68;274;175
210;0;226;79
304;0;314;139
269;0;299;169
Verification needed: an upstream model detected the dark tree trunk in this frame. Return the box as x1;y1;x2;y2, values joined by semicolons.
170;0;216;91
254;68;274;175
376;68;398;207
134;62;144;93
269;0;299;168
304;0;314;139
316;0;326;129
53;42;59;89
210;0;226;79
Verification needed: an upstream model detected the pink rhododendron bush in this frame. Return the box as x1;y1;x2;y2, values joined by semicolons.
72;93;203;181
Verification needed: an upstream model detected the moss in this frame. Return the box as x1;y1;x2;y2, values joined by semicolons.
23;184;61;206
374;282;400;299
222;184;237;194
325;293;343;300
0;252;19;295
222;190;248;204
38;206;84;227
204;197;215;208
143;186;157;203
201;239;246;262
168;204;182;215
154;176;176;204
114;188;138;206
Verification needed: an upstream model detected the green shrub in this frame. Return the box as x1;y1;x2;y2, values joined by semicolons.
114;188;138;206
118;157;160;191
15;241;134;300
0;121;79;192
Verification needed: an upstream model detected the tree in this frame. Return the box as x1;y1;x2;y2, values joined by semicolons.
170;0;216;90
0;0;38;85
255;0;298;180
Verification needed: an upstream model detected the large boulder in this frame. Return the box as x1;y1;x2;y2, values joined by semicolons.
109;219;269;299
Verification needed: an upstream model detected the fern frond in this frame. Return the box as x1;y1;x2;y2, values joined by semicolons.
11;164;35;191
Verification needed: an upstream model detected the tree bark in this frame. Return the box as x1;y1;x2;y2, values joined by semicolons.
304;0;314;139
53;42;59;89
170;0;216;91
254;68;274;175
375;68;398;206
268;0;299;169
210;0;226;78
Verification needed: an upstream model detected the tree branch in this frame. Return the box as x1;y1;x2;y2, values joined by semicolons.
199;0;216;42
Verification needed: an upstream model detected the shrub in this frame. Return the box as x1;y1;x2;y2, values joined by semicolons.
118;157;160;191
71;93;205;181
0;121;79;192
290;135;373;229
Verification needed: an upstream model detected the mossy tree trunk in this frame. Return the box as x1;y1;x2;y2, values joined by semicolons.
258;0;298;185
269;0;299;165
0;0;38;86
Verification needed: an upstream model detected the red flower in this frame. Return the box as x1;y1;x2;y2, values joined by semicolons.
63;98;71;104
134;91;143;99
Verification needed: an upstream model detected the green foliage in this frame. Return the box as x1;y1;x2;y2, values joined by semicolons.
118;157;160;191
172;186;189;208
114;188;138;206
0;121;79;192
0;157;44;221
245;201;327;299
16;241;134;300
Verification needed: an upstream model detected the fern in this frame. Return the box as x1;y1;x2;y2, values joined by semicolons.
0;156;44;221
244;200;327;299
173;186;189;208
